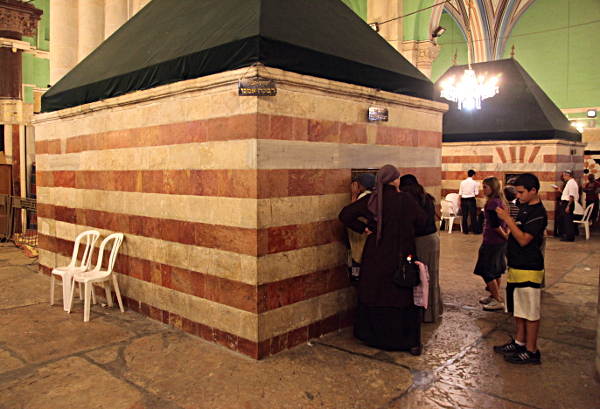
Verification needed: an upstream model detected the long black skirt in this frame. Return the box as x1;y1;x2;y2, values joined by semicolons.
353;300;422;350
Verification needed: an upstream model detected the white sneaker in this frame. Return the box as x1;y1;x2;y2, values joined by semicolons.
483;299;505;311
479;296;493;305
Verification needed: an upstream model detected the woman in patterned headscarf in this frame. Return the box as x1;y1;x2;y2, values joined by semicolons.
339;164;427;355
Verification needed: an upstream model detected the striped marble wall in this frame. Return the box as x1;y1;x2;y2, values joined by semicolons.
34;67;447;359
441;140;587;234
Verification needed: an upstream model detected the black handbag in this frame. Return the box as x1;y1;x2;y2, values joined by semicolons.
392;254;421;287
391;194;421;288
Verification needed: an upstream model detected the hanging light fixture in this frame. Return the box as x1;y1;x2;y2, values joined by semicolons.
440;0;499;110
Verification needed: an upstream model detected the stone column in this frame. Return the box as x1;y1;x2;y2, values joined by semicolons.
105;0;127;38
130;0;151;16
401;40;440;79
368;0;403;52
50;0;79;85
78;0;105;62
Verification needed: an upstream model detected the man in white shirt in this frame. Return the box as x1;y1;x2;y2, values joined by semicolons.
458;169;481;234
554;170;579;242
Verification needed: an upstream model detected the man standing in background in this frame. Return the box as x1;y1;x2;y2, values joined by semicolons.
554;170;579;242
459;169;481;234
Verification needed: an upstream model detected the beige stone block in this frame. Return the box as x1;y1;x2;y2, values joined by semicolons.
259;296;319;340
48;152;81;171
187;195;213;224
164;195;188;220
189;142;216;170
38;249;56;269
417;110;444;132
51;187;74;208
121;192;146;218
269;196;314;226
210;90;257;117
164;240;190;269
147;145;170;170
257;140;336;170
188;245;212;275
134;103;162;128
317;242;347;271
55;221;78;241
81;113;106;136
159;98;188;125
146;239;166;265
257;90;316;118
166;144;196;170
237;198;258;229
240;255;258;285
257;245;318;284
142;193;166;219
212;140;256;170
211;250;243;282
39;218;51;236
318;288;355;319
35;155;50;172
318;194;349;222
181;94;212;121
442;180;461;190
257;199;272;229
36;186;54;205
390;108;419;130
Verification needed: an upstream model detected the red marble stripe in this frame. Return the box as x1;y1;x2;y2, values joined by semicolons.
442;155;494;164
417;130;442;149
528;146;541;163
38;114;411;156
39;250;349;315
496;147;507;163
41;206;343;256
38;168;353;199
443;171;563;182
509;147;516;163
399;167;441;188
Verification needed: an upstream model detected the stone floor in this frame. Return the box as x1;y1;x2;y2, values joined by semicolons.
0;228;599;409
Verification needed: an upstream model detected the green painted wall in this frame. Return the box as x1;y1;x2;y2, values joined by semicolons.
403;0;435;41
20;0;50;103
431;12;468;82
341;0;367;21
503;0;600;110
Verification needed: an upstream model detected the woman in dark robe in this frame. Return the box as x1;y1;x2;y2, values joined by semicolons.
339;164;427;355
399;174;443;323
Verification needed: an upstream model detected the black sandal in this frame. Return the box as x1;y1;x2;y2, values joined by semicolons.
409;343;423;356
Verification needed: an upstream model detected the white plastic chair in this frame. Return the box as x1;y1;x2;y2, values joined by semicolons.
50;230;100;311
440;200;463;234
68;233;125;322
574;203;594;240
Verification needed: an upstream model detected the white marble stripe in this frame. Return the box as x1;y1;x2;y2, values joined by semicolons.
40;219;347;285
36;140;440;172
37;187;349;229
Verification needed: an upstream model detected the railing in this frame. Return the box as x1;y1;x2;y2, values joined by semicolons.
0;195;38;258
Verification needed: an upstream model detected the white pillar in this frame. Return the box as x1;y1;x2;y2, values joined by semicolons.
129;0;151;16
78;0;105;62
105;0;128;38
368;0;403;52
50;0;79;85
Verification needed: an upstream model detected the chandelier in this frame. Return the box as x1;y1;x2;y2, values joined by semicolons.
440;0;499;110
440;70;499;110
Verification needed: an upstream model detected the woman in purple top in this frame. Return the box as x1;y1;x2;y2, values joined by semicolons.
474;177;509;311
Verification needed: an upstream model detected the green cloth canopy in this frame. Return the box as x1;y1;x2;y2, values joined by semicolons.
42;0;434;112
434;59;581;142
